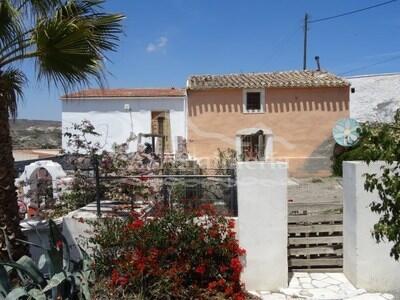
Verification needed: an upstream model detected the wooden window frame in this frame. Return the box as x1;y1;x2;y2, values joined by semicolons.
242;88;265;113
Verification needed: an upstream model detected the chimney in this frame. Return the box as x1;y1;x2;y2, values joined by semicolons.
315;56;321;71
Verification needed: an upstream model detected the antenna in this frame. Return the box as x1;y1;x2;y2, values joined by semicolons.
315;56;321;71
332;118;361;147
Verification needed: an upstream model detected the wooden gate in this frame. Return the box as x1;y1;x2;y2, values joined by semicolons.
288;202;343;272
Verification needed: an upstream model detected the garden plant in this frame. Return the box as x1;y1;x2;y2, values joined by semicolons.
89;202;247;300
0;220;94;299
0;0;124;260
361;109;400;260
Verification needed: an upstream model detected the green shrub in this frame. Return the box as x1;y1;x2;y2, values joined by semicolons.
331;122;386;176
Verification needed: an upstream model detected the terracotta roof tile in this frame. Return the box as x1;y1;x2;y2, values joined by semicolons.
62;88;185;99
187;70;349;90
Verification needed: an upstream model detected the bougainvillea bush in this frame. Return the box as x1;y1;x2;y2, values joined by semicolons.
90;204;246;299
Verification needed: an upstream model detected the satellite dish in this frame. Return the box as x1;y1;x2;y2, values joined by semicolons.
332;118;361;147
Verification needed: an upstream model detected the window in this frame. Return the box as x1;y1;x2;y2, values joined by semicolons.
247;92;261;110
243;89;265;113
240;132;266;161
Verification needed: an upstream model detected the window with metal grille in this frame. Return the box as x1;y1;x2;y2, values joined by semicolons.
246;92;261;111
240;133;265;161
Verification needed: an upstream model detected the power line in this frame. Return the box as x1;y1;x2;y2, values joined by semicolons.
339;55;400;75
266;26;301;65
302;0;399;68
310;0;398;23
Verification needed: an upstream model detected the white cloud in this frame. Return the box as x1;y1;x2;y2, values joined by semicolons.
146;37;168;53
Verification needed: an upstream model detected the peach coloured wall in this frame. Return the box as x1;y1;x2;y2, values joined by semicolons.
187;87;349;177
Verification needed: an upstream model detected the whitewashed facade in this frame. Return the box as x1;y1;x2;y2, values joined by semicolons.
61;89;186;153
348;73;400;123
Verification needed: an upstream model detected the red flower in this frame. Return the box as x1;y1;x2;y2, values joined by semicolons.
233;292;246;300
117;275;129;287
207;281;218;291
230;257;243;274
55;240;63;251
194;264;206;275
130;210;141;218
217;278;226;286
128;219;144;230
219;265;228;273
228;231;236;238
139;175;148;182
111;269;129;287
224;285;234;296
237;247;246;256
228;219;235;229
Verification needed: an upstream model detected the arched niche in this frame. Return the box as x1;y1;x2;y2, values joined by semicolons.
16;160;67;211
235;127;273;161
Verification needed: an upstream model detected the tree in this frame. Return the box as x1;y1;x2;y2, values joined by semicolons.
361;109;400;260
0;0;123;260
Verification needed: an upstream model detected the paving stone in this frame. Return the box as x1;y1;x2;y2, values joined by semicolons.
259;291;271;295
248;291;262;297
326;285;341;292
299;277;312;284
326;273;349;283
348;293;388;300
302;283;315;289
261;293;287;300
299;289;313;297
323;277;342;285
310;273;328;281
293;272;310;278
339;282;360;292
281;273;393;300
288;280;301;289
311;279;330;288
279;288;302;297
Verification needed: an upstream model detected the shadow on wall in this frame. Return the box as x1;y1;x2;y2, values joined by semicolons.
189;95;349;117
301;136;336;176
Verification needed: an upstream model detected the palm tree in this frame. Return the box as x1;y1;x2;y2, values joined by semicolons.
0;0;123;260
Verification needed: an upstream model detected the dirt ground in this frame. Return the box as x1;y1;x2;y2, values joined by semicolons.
288;177;343;204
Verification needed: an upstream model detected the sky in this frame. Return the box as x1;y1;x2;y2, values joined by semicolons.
16;0;400;121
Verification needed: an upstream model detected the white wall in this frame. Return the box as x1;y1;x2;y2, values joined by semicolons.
62;97;186;153
237;161;288;291
348;73;400;123
343;161;400;292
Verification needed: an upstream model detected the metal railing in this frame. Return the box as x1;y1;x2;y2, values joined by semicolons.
92;168;238;217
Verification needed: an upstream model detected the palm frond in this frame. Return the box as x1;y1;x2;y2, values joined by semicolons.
0;67;26;119
32;0;124;91
0;0;23;49
12;0;63;18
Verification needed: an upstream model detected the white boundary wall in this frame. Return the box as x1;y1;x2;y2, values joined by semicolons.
237;161;288;291
343;161;400;292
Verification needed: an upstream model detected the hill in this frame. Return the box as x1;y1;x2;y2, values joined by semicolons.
10;119;61;149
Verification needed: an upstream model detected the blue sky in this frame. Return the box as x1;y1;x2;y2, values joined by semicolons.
17;0;400;120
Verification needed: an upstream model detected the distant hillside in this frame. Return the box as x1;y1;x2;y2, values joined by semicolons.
10;119;61;149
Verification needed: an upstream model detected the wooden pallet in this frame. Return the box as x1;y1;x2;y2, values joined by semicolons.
288;202;343;272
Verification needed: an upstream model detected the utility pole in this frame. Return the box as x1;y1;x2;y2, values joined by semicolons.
303;13;309;70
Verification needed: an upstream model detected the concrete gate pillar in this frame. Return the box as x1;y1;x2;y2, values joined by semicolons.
237;161;288;291
343;161;400;292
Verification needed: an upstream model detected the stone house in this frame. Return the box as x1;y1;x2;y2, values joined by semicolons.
186;70;350;176
61;88;187;155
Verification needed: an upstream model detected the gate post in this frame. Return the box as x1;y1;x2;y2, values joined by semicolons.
343;161;400;292
237;161;288;291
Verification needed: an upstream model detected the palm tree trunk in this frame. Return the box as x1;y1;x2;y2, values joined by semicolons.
0;99;28;260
